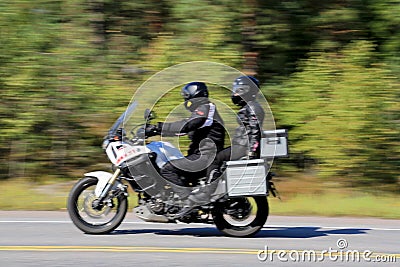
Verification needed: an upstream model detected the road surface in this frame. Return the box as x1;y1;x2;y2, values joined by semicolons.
0;211;398;266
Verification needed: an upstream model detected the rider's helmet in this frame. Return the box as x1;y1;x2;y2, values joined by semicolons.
181;82;209;111
231;76;260;106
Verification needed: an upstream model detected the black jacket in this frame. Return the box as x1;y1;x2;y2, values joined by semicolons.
161;100;225;155
232;100;265;155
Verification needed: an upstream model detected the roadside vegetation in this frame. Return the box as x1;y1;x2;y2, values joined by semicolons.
1;1;399;213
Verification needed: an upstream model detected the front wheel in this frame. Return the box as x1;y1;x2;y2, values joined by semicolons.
67;176;128;234
212;196;268;237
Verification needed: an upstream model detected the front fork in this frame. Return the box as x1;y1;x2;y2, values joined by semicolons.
98;169;121;200
93;169;127;209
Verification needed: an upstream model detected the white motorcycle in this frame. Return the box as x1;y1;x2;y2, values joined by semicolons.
67;101;287;237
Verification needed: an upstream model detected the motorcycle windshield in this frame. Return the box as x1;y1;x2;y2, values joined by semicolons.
108;101;138;137
109;100;159;140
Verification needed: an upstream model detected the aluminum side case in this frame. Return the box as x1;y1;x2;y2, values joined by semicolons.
224;159;267;197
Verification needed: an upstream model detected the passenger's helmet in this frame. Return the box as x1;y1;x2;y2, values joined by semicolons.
231;76;260;106
181;82;209;110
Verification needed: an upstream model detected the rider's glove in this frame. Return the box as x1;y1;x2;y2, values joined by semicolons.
157;122;164;132
145;124;161;137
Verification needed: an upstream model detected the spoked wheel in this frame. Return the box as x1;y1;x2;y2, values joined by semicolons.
212;196;268;237
67;176;128;234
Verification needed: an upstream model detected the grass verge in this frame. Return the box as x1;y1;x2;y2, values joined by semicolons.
0;179;70;211
0;178;399;219
269;193;400;219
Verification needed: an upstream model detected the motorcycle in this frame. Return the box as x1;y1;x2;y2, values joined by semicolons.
67;101;286;237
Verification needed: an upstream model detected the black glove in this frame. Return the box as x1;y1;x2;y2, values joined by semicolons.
145;124;161;137
136;126;146;138
157;122;164;132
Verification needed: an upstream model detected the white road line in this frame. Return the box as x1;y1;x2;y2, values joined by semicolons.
0;220;399;231
264;225;400;231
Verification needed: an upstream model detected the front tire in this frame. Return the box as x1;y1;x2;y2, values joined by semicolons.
212;196;268;237
67;176;128;234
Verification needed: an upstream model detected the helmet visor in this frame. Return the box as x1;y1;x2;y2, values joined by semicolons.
232;84;250;95
181;89;191;100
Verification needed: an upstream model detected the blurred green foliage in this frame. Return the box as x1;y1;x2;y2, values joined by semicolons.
0;0;399;191
276;41;399;187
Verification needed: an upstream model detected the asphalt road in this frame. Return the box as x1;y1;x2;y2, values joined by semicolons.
0;211;398;267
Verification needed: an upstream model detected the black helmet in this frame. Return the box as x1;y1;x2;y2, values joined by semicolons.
231;76;260;106
181;82;208;100
181;82;209;110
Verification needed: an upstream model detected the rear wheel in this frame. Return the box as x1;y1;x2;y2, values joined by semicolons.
212;196;268;237
67;176;128;234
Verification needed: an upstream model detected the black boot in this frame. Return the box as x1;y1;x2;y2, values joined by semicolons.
173;185;214;219
172;200;195;219
173;171;223;219
185;169;222;205
173;186;191;199
189;185;214;204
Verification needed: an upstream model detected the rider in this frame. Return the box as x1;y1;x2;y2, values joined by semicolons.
206;75;265;179
145;81;225;198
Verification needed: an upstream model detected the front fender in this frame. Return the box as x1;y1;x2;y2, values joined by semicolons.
84;171;114;198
